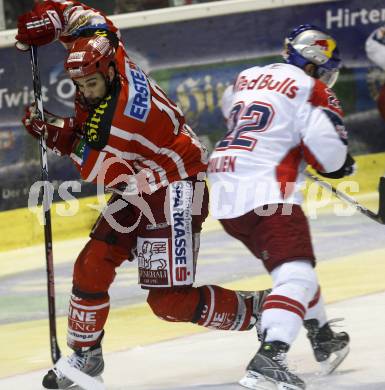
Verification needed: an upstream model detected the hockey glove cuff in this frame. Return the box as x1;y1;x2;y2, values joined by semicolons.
23;106;78;156
316;153;356;179
16;3;63;47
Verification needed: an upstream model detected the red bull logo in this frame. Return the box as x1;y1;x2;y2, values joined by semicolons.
312;38;336;59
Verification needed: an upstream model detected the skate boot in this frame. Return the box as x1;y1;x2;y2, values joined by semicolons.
42;340;104;389
239;341;306;390
304;319;349;375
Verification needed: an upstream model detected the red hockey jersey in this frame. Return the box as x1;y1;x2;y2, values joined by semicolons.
38;1;208;193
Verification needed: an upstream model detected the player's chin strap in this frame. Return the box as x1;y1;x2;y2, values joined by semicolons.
304;171;385;224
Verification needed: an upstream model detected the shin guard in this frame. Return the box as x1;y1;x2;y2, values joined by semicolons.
67;293;109;350
147;285;258;331
193;285;256;331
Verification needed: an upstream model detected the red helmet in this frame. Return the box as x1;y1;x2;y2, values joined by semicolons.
64;35;116;79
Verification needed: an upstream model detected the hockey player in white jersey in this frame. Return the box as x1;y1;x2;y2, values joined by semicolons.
365;26;385;70
365;25;385;122
208;24;354;390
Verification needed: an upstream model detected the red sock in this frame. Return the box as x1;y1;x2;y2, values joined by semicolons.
195;285;254;331
67;294;110;349
147;285;255;331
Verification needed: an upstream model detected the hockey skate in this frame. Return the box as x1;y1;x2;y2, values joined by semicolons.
304;318;350;375
239;341;306;390
42;341;104;389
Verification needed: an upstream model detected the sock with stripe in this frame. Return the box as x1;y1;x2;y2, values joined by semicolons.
147;285;258;331
67;293;110;350
261;283;308;345
193;285;256;331
305;286;328;327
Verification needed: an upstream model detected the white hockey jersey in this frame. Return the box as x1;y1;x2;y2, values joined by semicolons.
365;26;385;70
208;63;348;219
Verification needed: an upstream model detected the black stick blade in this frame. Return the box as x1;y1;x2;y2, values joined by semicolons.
378;177;385;224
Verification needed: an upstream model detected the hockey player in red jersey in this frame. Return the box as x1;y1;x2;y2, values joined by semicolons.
208;25;353;390
16;1;270;388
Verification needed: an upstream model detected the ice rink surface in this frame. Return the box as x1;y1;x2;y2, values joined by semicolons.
1;211;385;389
1;292;385;390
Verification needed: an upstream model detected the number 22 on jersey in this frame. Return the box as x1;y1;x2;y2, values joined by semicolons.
216;100;275;151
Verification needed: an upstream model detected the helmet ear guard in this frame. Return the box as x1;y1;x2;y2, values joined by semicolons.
283;24;341;87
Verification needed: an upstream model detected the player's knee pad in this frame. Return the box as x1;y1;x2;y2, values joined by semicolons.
270;260;319;307
73;238;127;295
147;287;200;322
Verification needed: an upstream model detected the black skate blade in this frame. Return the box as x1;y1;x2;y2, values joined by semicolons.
319;345;350;375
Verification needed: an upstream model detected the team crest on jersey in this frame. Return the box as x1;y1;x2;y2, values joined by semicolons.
124;60;151;122
138;238;170;287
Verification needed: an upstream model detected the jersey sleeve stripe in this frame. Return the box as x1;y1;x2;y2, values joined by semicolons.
301;142;326;172
110;126;188;178
103;144;170;188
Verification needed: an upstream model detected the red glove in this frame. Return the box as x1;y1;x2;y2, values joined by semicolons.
23;106;78;156
16;3;63;47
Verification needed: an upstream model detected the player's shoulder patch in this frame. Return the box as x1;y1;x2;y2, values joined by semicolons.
309;78;344;117
124;59;151;123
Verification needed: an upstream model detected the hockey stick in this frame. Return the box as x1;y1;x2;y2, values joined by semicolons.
29;45;61;363
56;358;106;390
305;171;385;224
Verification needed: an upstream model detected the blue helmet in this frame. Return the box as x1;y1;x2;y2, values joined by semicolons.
283;24;341;87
